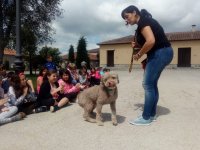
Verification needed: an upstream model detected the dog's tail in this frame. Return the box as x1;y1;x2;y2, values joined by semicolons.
77;93;84;107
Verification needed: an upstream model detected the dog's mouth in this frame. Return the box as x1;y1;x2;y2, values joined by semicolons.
105;82;116;89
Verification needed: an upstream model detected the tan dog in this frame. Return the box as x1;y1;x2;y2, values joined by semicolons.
78;71;119;126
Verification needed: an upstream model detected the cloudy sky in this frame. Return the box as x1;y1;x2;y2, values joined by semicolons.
50;0;200;54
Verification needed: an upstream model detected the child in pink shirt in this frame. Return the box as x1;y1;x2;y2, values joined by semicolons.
58;69;81;102
37;67;47;94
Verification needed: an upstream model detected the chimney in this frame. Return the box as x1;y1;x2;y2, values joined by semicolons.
191;24;196;32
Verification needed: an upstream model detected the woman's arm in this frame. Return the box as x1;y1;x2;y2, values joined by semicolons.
27;79;35;93
0;98;8;106
7;87;27;106
66;83;80;94
133;26;155;60
50;83;63;95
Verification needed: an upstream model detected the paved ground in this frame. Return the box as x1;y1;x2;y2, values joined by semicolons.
0;69;200;150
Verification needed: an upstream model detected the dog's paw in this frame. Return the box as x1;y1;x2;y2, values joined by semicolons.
112;121;118;126
97;120;104;126
84;117;96;123
112;117;118;126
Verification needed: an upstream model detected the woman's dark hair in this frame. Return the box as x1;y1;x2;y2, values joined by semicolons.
59;69;73;84
140;9;152;18
6;71;15;78
38;67;47;76
43;69;57;82
10;74;23;98
121;5;152;19
82;65;87;70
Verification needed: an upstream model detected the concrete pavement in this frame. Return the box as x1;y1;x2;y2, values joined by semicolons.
0;69;200;150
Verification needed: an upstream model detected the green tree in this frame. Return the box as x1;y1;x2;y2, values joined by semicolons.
39;46;61;66
21;25;37;75
4;60;9;70
0;0;63;65
68;45;75;63
0;0;15;64
32;55;46;74
76;36;90;69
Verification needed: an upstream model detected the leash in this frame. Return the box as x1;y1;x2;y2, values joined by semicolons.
129;47;135;73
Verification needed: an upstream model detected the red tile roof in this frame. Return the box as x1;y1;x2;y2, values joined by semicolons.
4;48;16;56
98;35;133;45
61;51;98;61
88;48;99;53
98;31;200;45
166;31;200;41
88;53;98;61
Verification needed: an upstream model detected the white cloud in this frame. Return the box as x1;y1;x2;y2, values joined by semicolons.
49;0;200;54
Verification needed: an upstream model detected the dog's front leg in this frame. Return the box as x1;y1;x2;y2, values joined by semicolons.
110;102;117;126
96;102;104;126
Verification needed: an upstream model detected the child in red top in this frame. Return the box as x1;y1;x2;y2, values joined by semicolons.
89;67;100;86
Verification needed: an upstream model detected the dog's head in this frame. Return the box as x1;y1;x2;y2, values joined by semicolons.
101;71;119;90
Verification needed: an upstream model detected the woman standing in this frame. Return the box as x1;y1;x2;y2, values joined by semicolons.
121;5;173;125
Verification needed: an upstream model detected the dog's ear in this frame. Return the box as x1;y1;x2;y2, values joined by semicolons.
116;74;119;84
100;75;104;85
101;73;108;85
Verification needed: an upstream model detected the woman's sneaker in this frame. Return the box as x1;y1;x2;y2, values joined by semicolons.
33;106;47;113
50;105;59;113
150;116;157;122
129;116;152;126
18;112;26;118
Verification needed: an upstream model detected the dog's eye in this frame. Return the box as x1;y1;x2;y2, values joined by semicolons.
112;77;116;79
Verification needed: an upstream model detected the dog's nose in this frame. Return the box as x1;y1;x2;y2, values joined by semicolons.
108;81;115;87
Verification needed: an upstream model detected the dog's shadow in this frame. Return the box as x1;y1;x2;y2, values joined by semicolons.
94;112;126;124
134;103;171;117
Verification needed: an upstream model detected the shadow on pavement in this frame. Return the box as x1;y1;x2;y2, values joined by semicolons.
134;103;170;117
102;113;126;124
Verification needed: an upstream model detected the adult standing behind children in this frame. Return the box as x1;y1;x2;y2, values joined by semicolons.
44;55;57;71
121;5;173;125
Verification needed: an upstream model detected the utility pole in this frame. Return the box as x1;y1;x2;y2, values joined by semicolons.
15;0;24;73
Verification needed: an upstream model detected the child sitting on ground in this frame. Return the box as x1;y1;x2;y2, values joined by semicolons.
35;70;69;113
0;98;26;125
58;69;81;102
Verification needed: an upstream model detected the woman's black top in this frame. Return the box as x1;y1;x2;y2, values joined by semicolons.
136;16;171;55
37;81;59;101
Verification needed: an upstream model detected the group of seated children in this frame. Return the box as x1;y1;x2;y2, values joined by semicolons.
0;64;110;126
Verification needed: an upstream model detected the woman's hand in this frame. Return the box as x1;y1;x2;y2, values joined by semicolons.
131;41;136;48
75;83;81;89
58;84;64;93
1;107;9;112
0;98;8;106
133;53;142;61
